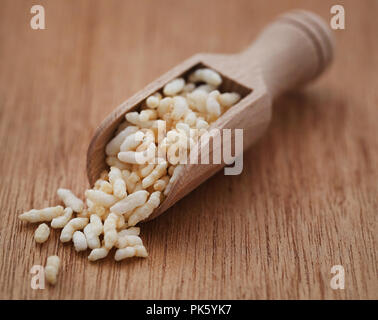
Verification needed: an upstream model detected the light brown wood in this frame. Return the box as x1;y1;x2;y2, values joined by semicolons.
0;0;377;300
88;10;334;221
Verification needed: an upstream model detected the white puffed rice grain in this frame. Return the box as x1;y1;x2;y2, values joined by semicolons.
57;188;84;213
125;172;141;193
114;245;148;261
51;207;73;229
116;234;143;249
85;190;118;208
106;156;131;170
45;255;60;285
34;223;50;243
218;92;241;108
188;68;222;86
60;217;89;243
88;247;109;262
142;161;167;188
153;175;170;191
19;206;64;223
163;78;185;96
105;126;139;156
94;180;113;194
146;95;160;109
114;247;136;261
187;90;207;113
194;83;217;93
171;96;188;120
134;245;148;257
118;227;140;237
103;213;119;249
128;191;161;226
84;214;103;249
109;166;127;198
110;190;149;215
206;90;221;117
73;231;88;252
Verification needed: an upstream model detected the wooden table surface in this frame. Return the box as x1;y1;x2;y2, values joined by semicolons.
0;0;376;300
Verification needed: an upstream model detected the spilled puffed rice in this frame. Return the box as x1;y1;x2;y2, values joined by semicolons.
103;213;119;249
57;188;84;213
88;247;109;261
45;255;60;285
51;207;73;229
18;67;241;285
60;217;88;242
84;214;103;249
114;246;148;261
19;206;63;223
34;223;50;243
73;231;88;252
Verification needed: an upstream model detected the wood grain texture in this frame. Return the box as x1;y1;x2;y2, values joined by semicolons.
0;0;376;300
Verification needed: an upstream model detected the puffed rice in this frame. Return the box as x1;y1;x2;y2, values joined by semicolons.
120;130;144;151
110;190;149;215
118;143;156;164
125;112;154;128
57;188;84;213
88;247;109;261
218;92;241;108
146;95;160;109
60;217;88;242
157;97;172;117
105;126;139;156
206;90;221;117
118;227;140;237
34;223;50;243
85;190;118;208
103;213;119;249
114;244;148;261
171;96;188;120
73;231;88;252
19;67;242;277
116;213;127;229
140;109;157;122
187;90;207;112
194;83;217;93
109;166;127;198
128;191;161;226
153;175;170;191
163;78;185;96
188;68;222;86
106;156;131;170
19;206;64;223
84;214;103;249
50;207;73;228
142;161;167;188
125;172;141;193
138;163;155;177
94;179;113;194
87;202;107;217
116;234;143;248
45;255;60;285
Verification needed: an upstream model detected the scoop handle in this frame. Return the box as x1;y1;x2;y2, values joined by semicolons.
240;10;334;98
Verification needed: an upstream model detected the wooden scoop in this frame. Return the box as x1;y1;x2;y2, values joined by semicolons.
87;10;334;221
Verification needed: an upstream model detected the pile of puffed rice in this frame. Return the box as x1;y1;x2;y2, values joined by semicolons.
19;68;241;285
